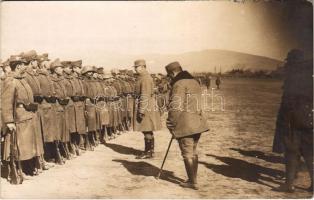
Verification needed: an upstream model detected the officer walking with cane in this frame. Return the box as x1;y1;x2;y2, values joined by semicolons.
164;61;208;190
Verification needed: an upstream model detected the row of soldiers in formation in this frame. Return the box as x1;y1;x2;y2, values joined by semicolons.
0;50;169;184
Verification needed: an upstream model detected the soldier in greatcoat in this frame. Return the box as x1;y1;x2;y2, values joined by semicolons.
37;55;58;165
61;61;80;158
111;69;124;134
2;55;39;178
103;72;116;140
22;50;46;174
49;59;70;163
165;61;208;190
95;67;110;143
132;59;161;159
71;60;87;154
81;65;98;150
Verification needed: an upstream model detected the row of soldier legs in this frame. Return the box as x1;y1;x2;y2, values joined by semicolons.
1;98;134;183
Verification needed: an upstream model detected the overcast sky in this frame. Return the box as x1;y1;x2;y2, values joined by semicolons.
1;1;312;65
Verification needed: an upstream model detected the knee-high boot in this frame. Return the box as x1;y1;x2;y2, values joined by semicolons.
55;141;64;165
180;158;198;190
193;155;198;184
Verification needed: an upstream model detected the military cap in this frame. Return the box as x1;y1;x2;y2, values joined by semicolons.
9;55;27;66
165;61;182;72
22;50;38;62
50;58;63;70
81;65;96;75
119;69;127;74
103;70;113;79
61;61;72;68
96;66;104;74
72;60;82;68
111;68;119;75
133;59;146;67
37;53;50;62
127;70;134;76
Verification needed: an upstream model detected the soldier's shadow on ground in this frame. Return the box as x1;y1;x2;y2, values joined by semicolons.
199;154;285;189
104;143;142;156
113;159;185;185
230;148;284;164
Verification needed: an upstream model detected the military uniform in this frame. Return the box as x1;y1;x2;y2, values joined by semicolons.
133;69;161;132
166;61;208;190
274;49;313;192
83;73;97;133
71;71;86;135
132;59;161;159
37;69;56;143
2;72;38;162
81;66;99;148
24;68;45;158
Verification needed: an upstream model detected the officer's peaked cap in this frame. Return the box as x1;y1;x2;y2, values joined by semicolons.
133;59;146;67
165;61;182;72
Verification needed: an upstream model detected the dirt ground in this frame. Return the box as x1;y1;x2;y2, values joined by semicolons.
1;78;313;199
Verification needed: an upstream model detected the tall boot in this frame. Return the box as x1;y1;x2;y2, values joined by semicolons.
107;127;112;140
180;158;198;190
193;155;198;184
149;137;155;158
276;152;297;192
123;121;128;132
61;142;71;160
41;155;54;170
86;133;94;151
55;141;64;165
101;127;108;144
79;134;86;151
33;156;42;175
285;153;298;192
136;138;149;159
89;132;96;148
68;142;77;158
94;131;99;146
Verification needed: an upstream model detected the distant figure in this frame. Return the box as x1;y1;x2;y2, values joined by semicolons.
215;76;221;89
205;75;211;89
198;77;202;86
273;49;313;193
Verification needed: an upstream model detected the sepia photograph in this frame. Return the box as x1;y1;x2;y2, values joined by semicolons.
0;0;313;199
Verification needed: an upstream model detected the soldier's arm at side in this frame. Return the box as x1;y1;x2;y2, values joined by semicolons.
1;78;16;130
138;78;151;115
167;82;185;130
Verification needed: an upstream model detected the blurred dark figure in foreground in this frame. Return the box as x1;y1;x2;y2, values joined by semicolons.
273;49;313;193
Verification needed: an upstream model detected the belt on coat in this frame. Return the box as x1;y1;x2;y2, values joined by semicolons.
71;96;81;102
16;102;38;112
86;98;96;104
57;98;70;106
44;96;57;103
33;95;44;104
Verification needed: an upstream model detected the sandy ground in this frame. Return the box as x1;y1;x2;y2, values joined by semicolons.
1;78;313;199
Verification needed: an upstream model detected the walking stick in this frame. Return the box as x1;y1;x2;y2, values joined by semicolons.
156;136;174;179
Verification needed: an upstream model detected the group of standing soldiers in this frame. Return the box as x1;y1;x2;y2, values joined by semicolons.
0;50;150;183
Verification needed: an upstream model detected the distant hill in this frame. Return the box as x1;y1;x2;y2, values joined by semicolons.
136;49;284;73
83;49;284;74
